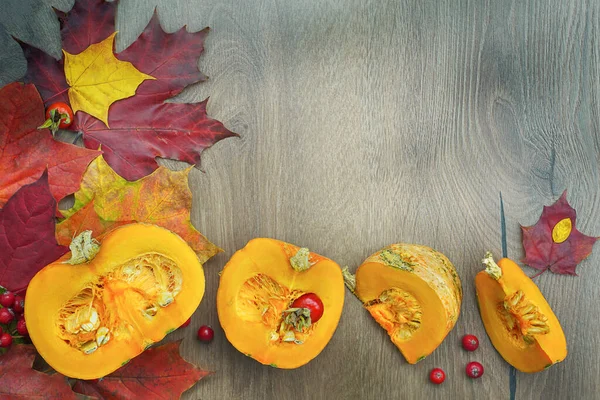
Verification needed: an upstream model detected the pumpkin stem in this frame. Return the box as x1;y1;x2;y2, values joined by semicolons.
290;248;311;272
342;267;358;298
482;252;502;281
64;231;100;265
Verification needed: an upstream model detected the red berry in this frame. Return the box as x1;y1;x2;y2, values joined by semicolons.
462;334;479;351
0;292;15;308
0;333;12;348
291;293;324;323
180;318;192;328
16;319;28;336
197;325;214;342
429;368;445;384
12;296;24;314
0;308;14;324
466;361;484;379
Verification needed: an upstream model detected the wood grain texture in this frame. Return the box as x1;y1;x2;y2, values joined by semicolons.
2;0;600;398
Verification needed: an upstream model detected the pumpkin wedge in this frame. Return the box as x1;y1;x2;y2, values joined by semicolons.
344;243;462;363
476;252;567;372
25;223;205;379
217;238;344;368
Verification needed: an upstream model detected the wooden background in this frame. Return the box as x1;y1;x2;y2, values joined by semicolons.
2;0;600;399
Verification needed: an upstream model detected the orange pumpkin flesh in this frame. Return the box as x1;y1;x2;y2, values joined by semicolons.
217;238;344;369
349;244;462;363
476;253;567;373
25;223;205;379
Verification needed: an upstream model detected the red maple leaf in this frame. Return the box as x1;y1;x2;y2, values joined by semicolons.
72;341;212;399
521;191;598;276
0;82;101;208
20;0;236;181
0;170;68;293
0;345;78;399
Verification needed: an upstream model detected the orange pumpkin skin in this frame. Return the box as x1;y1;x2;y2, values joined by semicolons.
25;223;205;379
351;243;462;363
217;238;344;369
476;253;567;373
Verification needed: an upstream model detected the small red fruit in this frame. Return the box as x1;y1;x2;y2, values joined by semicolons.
16;319;28;336
12;296;24;314
197;325;214;342
291;293;324;323
0;308;14;325
462;334;479;351
0;333;12;348
0;292;15;308
180;318;192;328
429;368;445;384
466;361;484;379
39;102;74;135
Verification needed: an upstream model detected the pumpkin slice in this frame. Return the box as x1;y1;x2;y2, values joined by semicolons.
217;238;344;368
344;244;462;363
475;252;567;372
25;223;205;379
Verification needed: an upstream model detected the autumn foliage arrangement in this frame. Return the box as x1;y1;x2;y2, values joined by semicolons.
0;0;234;397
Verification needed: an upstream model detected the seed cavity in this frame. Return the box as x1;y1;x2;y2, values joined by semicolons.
497;290;550;345
365;287;422;342
56;253;183;354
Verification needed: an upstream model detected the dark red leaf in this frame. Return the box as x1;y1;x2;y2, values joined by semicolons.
72;341;212;400
18;42;69;106
521;191;599;276
57;0;117;55
0;82;101;208
0;170;68;293
0;345;78;399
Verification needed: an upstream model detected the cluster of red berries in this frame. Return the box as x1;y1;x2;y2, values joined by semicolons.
0;291;28;348
179;318;214;343
429;334;484;384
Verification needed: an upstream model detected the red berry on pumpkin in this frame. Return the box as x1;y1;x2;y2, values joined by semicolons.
0;308;14;324
429;368;445;384
291;293;324;323
16;319;28;336
12;296;24;314
466;361;484;379
462;334;479;351
197;325;214;342
0;292;15;308
0;333;12;348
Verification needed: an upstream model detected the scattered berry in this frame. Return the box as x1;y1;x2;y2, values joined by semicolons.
462;334;479;351
429;368;445;384
0;292;15;308
180;318;192;328
197;325;214;342
0;333;12;348
466;361;484;379
16;319;28;336
0;308;14;325
12;296;24;314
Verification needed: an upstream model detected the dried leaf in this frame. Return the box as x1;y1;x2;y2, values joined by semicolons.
72;341;211;400
64;33;154;126
60;155;221;263
0;171;68;293
0;82;101;208
21;0;236;181
0;345;78;399
521;191;599;276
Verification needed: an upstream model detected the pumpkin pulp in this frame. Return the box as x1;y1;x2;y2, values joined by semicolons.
25;223;205;379
475;253;567;372
217;238;344;368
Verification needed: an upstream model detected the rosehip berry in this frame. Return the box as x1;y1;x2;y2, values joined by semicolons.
197;325;214;342
16;319;28;336
466;361;484;379
0;333;12;348
0;308;14;324
462;334;479;351
429;368;445;384
12;296;24;314
180;318;191;328
0;292;15;308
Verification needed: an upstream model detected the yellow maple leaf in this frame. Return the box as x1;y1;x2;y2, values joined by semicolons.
59;155;221;264
63;32;154;127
